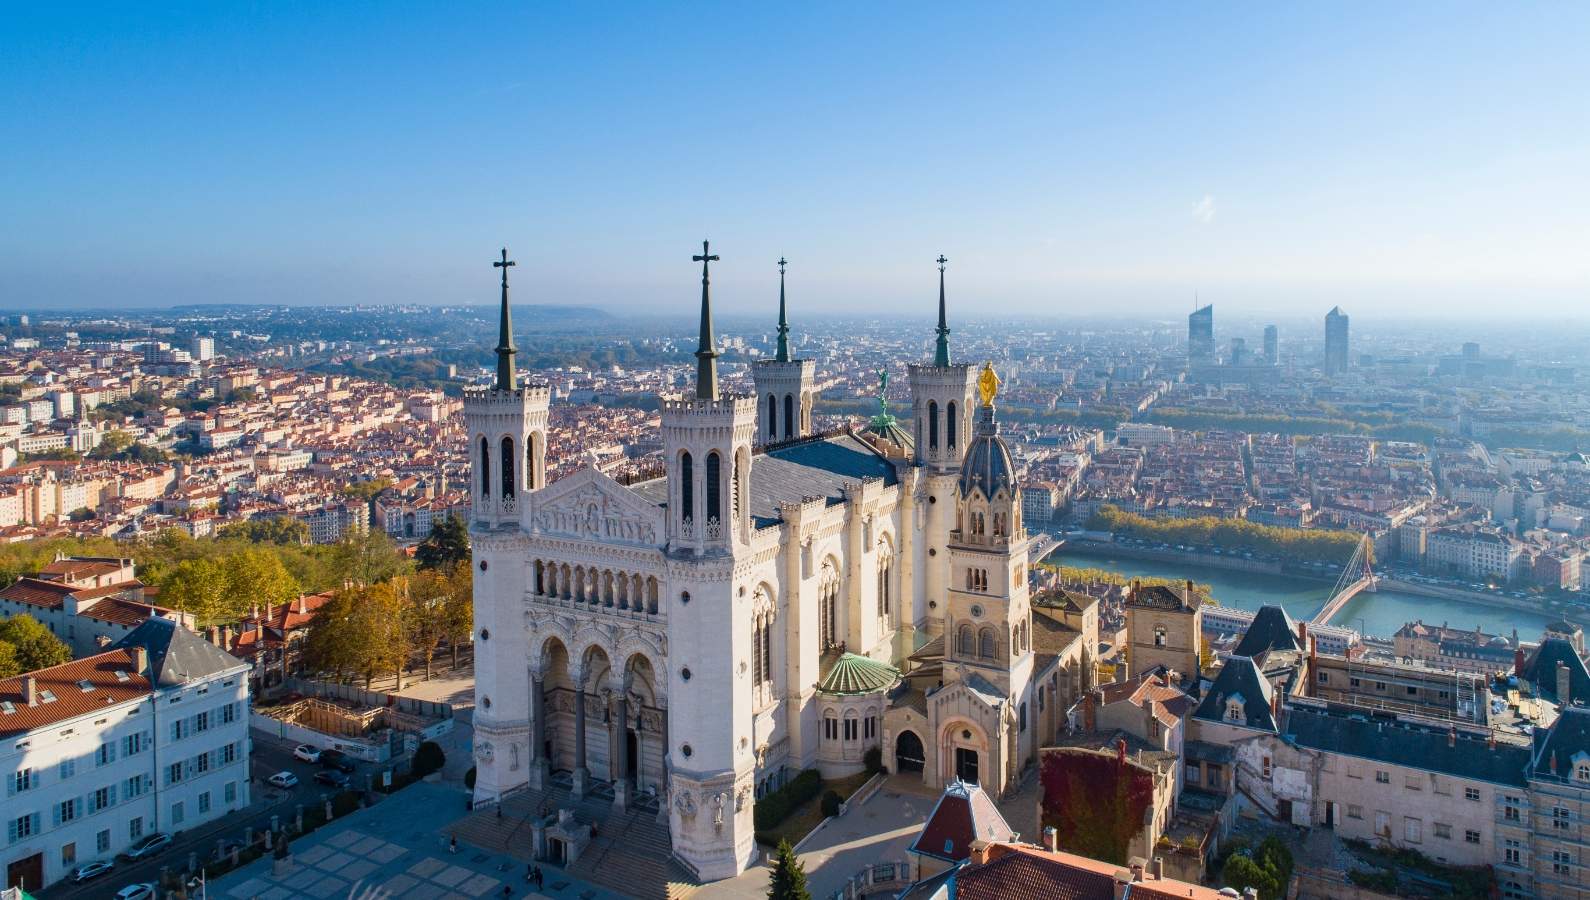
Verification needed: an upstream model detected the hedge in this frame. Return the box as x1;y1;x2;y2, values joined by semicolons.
753;769;821;831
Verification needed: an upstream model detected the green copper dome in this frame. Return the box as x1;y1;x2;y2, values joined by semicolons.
817;653;901;695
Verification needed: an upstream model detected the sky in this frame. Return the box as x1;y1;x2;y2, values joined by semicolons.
2;2;1588;320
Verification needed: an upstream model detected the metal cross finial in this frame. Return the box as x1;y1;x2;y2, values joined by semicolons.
693;240;719;266
937;254;948;272
494;248;516;281
778;256;787;274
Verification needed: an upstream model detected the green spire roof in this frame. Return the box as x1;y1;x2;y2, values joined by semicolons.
818;652;901;695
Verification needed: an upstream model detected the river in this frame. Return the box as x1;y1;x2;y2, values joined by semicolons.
1048;546;1556;640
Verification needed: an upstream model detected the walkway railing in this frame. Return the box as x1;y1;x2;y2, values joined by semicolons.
827;859;913;899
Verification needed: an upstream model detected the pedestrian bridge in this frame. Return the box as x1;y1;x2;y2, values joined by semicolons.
1309;574;1376;625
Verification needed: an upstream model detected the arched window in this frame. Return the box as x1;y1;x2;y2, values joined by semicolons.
819;561;840;649
876;542;893;620
993;512;1004;537
947;401;958;448
843;710;859;742
647;578;659;613
978;627;996;659
784;394;795;440
823;710;839;741
733;453;743;522
705;451;722;527
500;436;516;498
534;560;544;595
526;433;538;490
679;451;694;526
928;401;939;450
766;394;778;442
957;624;975;657
478;436;490;497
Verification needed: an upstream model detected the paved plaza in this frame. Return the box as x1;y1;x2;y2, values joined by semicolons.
212;782;624;900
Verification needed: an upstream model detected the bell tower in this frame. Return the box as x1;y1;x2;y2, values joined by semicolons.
907;255;976;637
751;257;816;444
466;247;548;806
662;241;759;880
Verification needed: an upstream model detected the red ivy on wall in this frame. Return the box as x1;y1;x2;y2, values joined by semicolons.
1038;748;1155;866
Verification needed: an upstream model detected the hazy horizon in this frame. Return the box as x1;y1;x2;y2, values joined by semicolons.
3;4;1587;317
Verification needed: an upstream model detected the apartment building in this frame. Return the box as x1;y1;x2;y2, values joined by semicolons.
1;618;250;892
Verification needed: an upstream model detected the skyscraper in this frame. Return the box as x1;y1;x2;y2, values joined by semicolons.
1324;306;1349;374
1263;324;1279;366
1229;337;1247;366
1188;304;1214;366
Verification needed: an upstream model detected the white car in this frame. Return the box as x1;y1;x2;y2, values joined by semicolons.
115;885;157;900
293;744;322;763
71;860;115;883
268;771;299;789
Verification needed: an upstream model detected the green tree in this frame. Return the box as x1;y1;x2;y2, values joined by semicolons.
331;530;410;587
1221;847;1287;900
219;517;310;545
415;515;469;572
0;614;72;672
224;548;300;620
766;839;812;900
89;430;134;458
0;640;19;679
158;558;229;624
341;478;393;502
300;588;365;682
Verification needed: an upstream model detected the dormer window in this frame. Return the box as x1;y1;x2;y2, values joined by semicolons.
1574;752;1590;783
1224;693;1245;723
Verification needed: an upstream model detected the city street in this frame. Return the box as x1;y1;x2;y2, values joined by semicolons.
38;735;378;900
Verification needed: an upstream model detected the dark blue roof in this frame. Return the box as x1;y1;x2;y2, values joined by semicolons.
1288;705;1529;788
1193;656;1277;732
1232;605;1302;658
1522;638;1590;704
958;406;1017;500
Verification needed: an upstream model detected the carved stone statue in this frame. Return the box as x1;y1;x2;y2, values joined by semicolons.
476;740;495;763
712;792;727;828
674;790;697;819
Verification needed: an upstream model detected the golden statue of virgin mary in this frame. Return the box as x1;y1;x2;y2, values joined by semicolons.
978;362;1000;408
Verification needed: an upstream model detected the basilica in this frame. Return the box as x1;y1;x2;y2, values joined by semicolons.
466;245;1096;881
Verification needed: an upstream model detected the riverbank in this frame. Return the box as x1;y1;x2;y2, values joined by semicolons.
1048;540;1562;638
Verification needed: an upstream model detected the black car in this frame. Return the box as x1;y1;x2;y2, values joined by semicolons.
314;769;351;788
318;750;357;773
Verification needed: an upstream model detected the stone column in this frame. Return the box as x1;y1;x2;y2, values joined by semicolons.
530;667;549;790
612;680;630;810
572;665;589;797
655;708;670;824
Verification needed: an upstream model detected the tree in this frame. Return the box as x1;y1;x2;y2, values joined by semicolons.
299;583;403;687
89;430;134;458
412;740;446;777
341;478;393;503
158;558;229;624
219;517;310;545
0;640;21;679
766;839;812;900
331;530;410;587
415;515;469;572
300;588;364;682
0;614;72;672
402;570;451;680
1222;853;1281;900
224;548;300;620
440;564;473;669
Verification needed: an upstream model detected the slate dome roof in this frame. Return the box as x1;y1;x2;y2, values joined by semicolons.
959;405;1017;499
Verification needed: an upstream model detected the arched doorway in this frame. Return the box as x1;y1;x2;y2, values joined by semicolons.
895;730;925;773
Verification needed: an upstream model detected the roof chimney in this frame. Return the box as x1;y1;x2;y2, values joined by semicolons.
1558;661;1572;704
1184;579;1195;608
1151;856;1164;879
1448;726;1456;748
130;646;147;678
1083;692;1097;733
23;675;37;706
1551;750;1559;775
1297;621;1308;649
1515;648;1527;676
1042;825;1058;853
296;594;306;615
1116;737;1128;766
1488;731;1497;750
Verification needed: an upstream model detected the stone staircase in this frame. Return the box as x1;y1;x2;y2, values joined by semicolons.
446;784;699;900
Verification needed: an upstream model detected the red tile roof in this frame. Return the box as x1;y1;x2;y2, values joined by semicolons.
915;843;1224;900
0;649;151;738
0;577;77;610
910;780;1016;863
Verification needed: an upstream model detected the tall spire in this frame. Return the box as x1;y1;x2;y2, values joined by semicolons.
775;257;791;362
692;240;721;401
492;248;517;391
934;254;951;367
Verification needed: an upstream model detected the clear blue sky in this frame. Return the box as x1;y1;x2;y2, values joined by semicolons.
3;3;1587;319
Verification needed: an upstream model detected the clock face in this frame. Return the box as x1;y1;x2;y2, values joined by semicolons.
970;604;985;619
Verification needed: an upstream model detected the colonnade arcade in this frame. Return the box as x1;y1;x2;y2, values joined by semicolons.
531;636;666;808
533;559;660;615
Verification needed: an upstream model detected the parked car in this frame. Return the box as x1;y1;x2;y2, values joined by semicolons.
268;771;299;789
71;860;115;883
318;749;357;773
293;744;322;763
315;770;351;788
123;833;172;861
115;884;157;900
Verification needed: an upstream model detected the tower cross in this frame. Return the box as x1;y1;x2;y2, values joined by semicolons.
492;247;518;391
693;240;721;400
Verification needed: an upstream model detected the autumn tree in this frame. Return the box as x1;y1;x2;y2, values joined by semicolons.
158;558;229;624
331;529;410;587
440;564;473;669
224;548;300;619
0;641;19;680
402;569;452;680
0;614;72;672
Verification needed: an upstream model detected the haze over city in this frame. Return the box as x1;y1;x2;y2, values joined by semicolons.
4;3;1589;317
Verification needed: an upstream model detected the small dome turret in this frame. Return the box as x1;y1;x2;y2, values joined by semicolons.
957;363;1018;500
